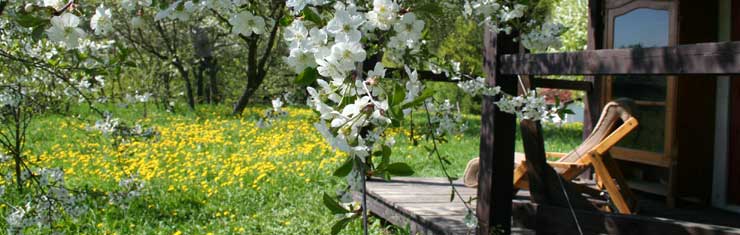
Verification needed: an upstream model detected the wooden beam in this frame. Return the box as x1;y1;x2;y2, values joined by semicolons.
530;78;593;91
499;41;740;76
512;201;740;235
477;29;518;235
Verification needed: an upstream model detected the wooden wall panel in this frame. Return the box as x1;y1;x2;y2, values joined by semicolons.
729;0;740;205
674;0;719;205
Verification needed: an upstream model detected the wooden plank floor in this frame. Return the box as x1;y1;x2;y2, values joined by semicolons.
357;177;535;235
360;177;740;235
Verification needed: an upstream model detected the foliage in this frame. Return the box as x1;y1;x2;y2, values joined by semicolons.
0;104;582;233
0;0;591;233
551;0;588;52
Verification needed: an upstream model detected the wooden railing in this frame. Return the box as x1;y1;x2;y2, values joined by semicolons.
477;19;740;235
499;41;740;76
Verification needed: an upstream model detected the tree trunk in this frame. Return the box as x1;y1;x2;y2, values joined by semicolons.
206;57;219;104
161;72;174;112
174;63;196;110
231;75;264;115
195;61;205;103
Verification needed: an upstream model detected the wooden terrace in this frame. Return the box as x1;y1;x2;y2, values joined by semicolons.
358;1;740;234
359;177;740;234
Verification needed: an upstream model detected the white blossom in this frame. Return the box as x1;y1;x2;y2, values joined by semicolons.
286;0;330;13
394;13;424;41
46;13;86;50
135;92;152;103
90;5;113;35
272;98;284;113
366;0;399;30
286;48;317;73
121;0;152;11
43;0;66;10
367;62;386;79
326;8;365;43
229;11;266;37
284;20;309;48
403;66;422;103
521;22;566;52
457;76;500;96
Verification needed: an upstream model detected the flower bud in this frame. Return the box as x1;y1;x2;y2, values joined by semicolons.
365;77;378;86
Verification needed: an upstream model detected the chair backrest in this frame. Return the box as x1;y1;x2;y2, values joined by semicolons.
558;99;636;163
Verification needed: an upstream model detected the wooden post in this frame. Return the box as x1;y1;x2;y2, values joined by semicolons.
477;29;518;235
583;0;604;138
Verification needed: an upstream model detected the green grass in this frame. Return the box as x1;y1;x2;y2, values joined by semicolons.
0;104;582;234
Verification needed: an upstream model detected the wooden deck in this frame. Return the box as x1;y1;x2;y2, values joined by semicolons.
359;177;740;235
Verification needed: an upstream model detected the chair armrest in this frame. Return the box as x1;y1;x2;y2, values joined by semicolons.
545;152;568;159
548;162;589;169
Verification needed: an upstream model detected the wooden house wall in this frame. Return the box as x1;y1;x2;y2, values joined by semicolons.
673;0;718;204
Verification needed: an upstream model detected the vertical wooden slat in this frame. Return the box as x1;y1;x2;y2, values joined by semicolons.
477;29;518;235
730;77;740;205
729;0;740;205
583;0;605;139
670;0;719;206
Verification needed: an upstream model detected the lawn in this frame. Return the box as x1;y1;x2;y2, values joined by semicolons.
1;104;582;234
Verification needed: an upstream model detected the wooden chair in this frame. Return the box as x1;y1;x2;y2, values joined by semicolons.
463;99;640;214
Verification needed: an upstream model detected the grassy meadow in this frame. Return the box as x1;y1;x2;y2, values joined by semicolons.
1;104;582;234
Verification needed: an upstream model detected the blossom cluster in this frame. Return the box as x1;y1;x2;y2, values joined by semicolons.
496;91;557;121
284;1;426;80
38;0;114;50
463;0;527;34
457;76;501;97
108;175;146;209
257;98;289;128
427;100;468;137
91;114;158;145
0;90;19;108
464;0;566;52
6;168;88;234
521;22;566;52
151;0;269;38
456;77;561;122
282;0;431;170
307;64;397;162
286;0;330;13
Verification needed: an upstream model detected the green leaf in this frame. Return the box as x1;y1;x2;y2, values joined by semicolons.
390;83;406;107
376;146;392;170
414;2;444;17
331;216;355;235
400;89;435;110
31;25;45;42
386;163;414;176
450;188;455;202
279;15;294;27
322;193;349;214
301;7;323;25
333;157;353;177
15;13;49;28
295;67;318;86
